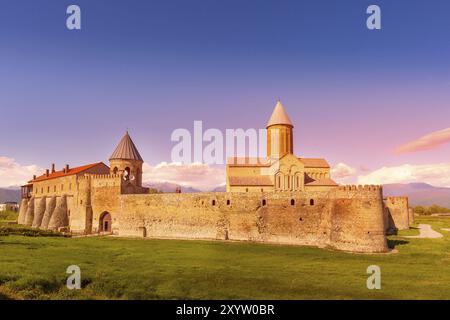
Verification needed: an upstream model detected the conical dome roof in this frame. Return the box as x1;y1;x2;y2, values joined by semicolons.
109;132;143;161
267;100;293;127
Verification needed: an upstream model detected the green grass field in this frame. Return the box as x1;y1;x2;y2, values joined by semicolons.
0;212;449;300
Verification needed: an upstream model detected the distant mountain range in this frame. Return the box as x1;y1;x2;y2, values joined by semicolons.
211;185;226;192
3;183;448;207
144;182;202;193
0;187;21;203
144;182;227;193
383;183;450;207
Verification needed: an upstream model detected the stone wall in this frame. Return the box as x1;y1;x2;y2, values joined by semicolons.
112;185;387;253
17;195;69;231
384;197;409;233
17;175;390;253
408;208;414;225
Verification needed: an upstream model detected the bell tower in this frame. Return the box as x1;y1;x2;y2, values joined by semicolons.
266;100;294;159
109;131;144;187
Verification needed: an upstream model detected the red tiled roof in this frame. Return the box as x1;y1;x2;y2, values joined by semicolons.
299;158;330;168
29;162;106;183
229;176;273;186
305;178;338;187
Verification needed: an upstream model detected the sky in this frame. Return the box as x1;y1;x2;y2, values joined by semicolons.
1;0;450;189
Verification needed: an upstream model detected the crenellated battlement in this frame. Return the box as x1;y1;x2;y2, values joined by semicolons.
384;196;408;201
337;184;382;192
78;173;122;180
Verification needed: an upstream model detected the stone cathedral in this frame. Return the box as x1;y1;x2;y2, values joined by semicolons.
226;100;337;193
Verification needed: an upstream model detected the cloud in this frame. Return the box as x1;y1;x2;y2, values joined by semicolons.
142;162;225;191
0;156;43;188
332;163;357;179
396;127;450;153
358;163;450;187
331;163;358;184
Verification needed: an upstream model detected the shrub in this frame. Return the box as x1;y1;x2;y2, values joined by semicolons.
0;210;18;221
414;205;450;215
0;226;69;237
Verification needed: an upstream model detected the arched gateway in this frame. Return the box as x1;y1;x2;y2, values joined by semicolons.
99;212;112;233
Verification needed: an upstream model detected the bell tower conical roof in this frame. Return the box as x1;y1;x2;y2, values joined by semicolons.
109;131;143;161
266;100;293;127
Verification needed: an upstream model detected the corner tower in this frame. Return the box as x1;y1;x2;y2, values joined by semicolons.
266;100;294;158
109;131;144;187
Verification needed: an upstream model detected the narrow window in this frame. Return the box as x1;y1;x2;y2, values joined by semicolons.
61;184;64;191
41;188;43;194
226;199;230;205
80;200;83;205
246;188;249;192
54;186;56;192
262;199;267;206
291;199;295;206
212;200;216;206
47;186;50;193
310;199;315;206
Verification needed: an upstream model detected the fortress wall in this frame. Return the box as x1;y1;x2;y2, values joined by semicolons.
332;186;387;252
41;196;56;229
17;199;28;224
48;195;69;231
384;197;409;231
114;188;387;253
226;186;275;193
32;196;46;228
90;183;122;233
409;208;414;225
24;196;35;226
67;174;122;233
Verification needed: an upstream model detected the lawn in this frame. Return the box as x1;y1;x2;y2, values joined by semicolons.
0;215;449;300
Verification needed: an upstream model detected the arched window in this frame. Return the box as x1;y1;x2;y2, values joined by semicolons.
275;173;282;190
226;199;230;205
262;199;267;206
113;167;118;174
124;167;131;180
212;200;216;206
310;199;315;206
291;199;295;206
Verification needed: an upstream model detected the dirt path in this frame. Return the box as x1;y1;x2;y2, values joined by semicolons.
405;224;443;239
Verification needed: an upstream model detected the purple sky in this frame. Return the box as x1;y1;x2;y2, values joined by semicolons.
1;1;450;187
